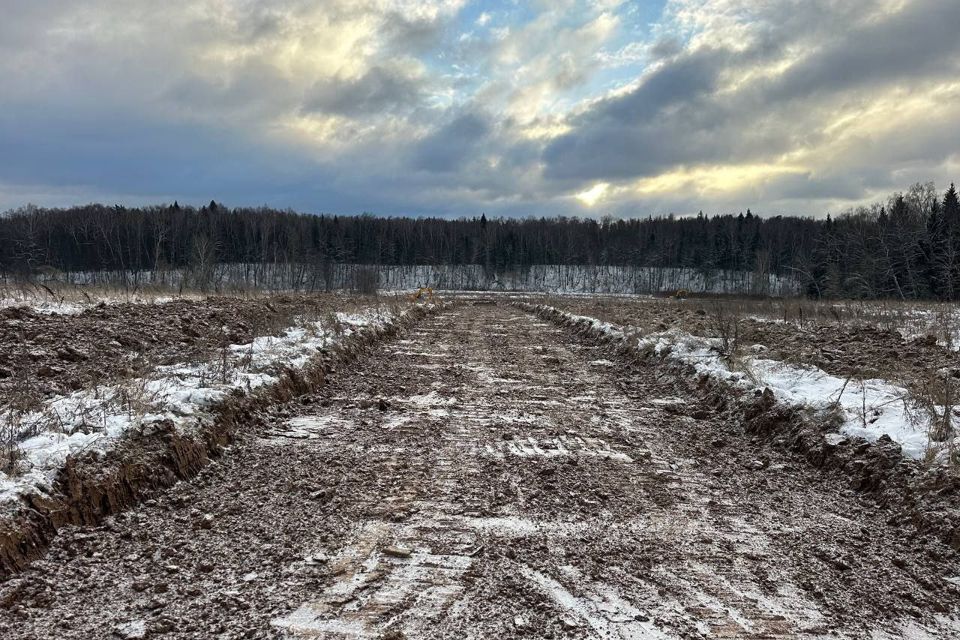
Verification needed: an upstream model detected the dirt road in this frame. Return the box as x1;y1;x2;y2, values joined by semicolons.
3;304;960;638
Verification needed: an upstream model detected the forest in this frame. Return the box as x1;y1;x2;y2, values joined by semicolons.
1;181;958;300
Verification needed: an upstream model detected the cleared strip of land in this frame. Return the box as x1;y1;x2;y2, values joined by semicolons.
2;303;960;638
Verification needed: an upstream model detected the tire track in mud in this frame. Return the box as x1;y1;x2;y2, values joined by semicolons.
3;304;960;639
270;305;960;639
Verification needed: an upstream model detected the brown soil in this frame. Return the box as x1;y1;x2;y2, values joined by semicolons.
0;294;390;414
546;296;960;400
0;302;429;578
2;304;959;638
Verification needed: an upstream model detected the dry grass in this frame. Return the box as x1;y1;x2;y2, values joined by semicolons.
706;301;743;362
704;297;960;348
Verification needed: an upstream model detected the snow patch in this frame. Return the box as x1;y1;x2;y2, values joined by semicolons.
520;564;674;639
0;308;397;512
636;329;938;459
533;304;948;462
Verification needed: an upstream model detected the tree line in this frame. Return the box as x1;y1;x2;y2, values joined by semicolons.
1;181;959;299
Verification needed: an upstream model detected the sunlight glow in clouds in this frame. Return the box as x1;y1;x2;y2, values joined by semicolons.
0;0;958;217
576;182;610;207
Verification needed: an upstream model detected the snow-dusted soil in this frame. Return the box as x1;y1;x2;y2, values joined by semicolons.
0;308;394;512
541;297;960;459
549;295;960;378
631;327;948;460
3;305;960;638
0;294;389;411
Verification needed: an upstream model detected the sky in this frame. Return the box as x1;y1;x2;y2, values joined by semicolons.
1;0;959;218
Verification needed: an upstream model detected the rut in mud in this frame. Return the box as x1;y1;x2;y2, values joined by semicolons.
3;304;960;639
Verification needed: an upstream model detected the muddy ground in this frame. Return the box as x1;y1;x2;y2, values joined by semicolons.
3;303;960;638
0;294;392;414
548;296;960;399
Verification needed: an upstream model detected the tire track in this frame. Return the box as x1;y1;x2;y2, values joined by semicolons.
3;304;960;639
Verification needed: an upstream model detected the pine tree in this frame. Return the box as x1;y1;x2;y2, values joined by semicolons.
945;184;960;299
943;183;960;227
890;195;909;225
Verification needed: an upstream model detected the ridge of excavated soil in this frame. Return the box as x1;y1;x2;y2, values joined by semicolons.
543;296;960;410
520;302;960;551
0;304;440;577
0;294;386;414
2;303;960;638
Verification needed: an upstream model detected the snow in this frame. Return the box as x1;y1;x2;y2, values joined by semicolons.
0;296;86;315
564;312;625;337
749;360;932;457
0;308;398;512
520;564;674;639
114;620;147;639
890;307;960;352
635;328;939;459
0;290;211;316
534;305;949;462
28;262;802;296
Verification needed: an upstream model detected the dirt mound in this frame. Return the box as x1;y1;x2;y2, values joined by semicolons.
522;302;960;553
0;303;439;576
0;295;376;415
545;296;960;396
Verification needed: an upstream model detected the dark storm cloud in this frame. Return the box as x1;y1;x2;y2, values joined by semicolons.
763;0;960;102
303;66;426;116
412;112;491;173
541;47;750;180
0;103;308;202
764;172;869;201
648;36;683;60
163;62;299;117
540;0;960;206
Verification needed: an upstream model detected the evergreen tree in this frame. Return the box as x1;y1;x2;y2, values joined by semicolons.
943;183;960;227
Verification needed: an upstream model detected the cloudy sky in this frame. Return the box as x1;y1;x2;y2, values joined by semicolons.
1;0;959;217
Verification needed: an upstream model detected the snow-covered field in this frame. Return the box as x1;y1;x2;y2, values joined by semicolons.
0;310;396;513
536;305;955;462
9;263;802;296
